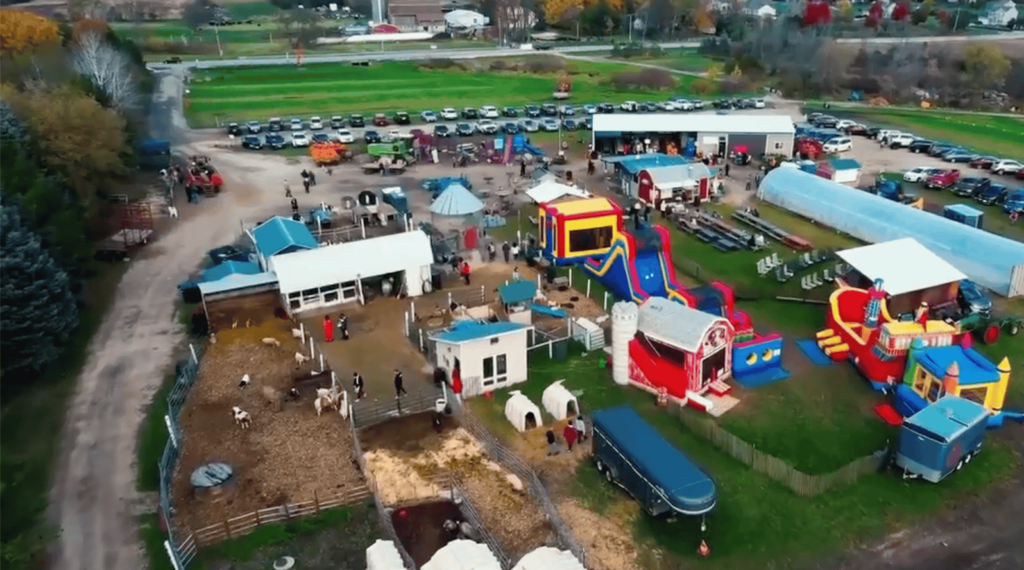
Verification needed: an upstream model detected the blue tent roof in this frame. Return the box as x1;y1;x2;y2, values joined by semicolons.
252;216;318;258
429;183;484;216
829;158;861;170
904;396;989;443
202;260;260;283
592;406;716;515
605;154;690;175
916;346;1000;387
434;321;526;343
499;280;537;304
759;167;1024;296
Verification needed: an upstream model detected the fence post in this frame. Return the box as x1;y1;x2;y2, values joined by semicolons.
569;268;573;288
319;353;324;371
404;312;409;336
411;300;416;319
189;343;198;364
418;328;424;351
314;490;320;513
300;322;305;339
309;336;314;359
586;279;591;298
223;518;231;540
480;285;485;302
447;292;453;308
537;273;541;289
284;502;291;519
255;509;261;527
603;291;609;311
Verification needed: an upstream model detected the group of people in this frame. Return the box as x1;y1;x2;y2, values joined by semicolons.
486;240;521;263
350;368;408;402
321;314;349;343
546;415;588;456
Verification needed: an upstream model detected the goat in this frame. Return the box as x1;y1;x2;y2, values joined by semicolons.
314;387;341;417
239;374;251;389
210;333;218;344
261;337;281;348
442;520;480;542
232;406;252;429
232;318;239;329
168;205;179;219
291;328;303;339
294;352;310;367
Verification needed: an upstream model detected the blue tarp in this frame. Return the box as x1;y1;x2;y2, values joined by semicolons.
433;321;526;343
499;280;537;304
202;260;260;283
251;216;318;259
530;304;567;318
604;154;689;176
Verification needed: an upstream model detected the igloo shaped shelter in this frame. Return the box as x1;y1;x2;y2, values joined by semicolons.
365;540;404;570
505;390;542;432
542;380;579;421
421;539;501;570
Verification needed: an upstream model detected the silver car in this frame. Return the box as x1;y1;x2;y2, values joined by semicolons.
520;119;539;132
540;118;559;132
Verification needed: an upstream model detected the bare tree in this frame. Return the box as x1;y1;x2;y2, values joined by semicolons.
70;32;141;112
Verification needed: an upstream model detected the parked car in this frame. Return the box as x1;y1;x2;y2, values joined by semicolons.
227;122;242;136
620;101;638;112
433;124;451;138
903;166;940;183
290;132;309;147
975;183;1009;206
950;177;991;197
476;119;499;134
923;169;961;189
1017;169;1024;181
524;104;541;117
936;147;968;159
420;110;437;123
713;99;733;110
944;151;978;164
265;134;286;149
268;117;283;132
540;118;559;131
815;117;838;129
753;98;766;109
927;143;955;157
865;127;881;139
349;114;365;128
582;116;592;130
335;129;355;143
672;98;694;111
658;101;679;112
480;105;500;119
878;130;904;145
241;135;262;149
309;116;324;130
541;103;558;116
992;159;1023;175
969;156;997;169
562;118;580;131
329;116;345;129
363;130;381;143
289;118;303;131
373;113;389;127
889;134;916;148
559;105;576;116
455;122;474;136
312;133;330;144
823;137;853;153
502;106;519;117
502;122;520;134
958;279;993;317
394;111;410;125
692;99;706;109
1003;190;1024;213
846;123;870;136
597;102;615;113
908;139;935;153
835;119;857;131
639;101;658;112
462;107;479;119
582;104;598;114
440;107;458;120
520;119;539;132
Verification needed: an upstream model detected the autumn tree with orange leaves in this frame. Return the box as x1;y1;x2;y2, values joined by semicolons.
0;11;61;54
544;0;623;24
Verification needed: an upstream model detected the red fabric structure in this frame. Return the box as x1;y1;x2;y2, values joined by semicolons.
892;1;910;21
803;1;832;26
322;316;334;342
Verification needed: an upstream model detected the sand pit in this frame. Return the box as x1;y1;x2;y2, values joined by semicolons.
558;499;642;570
172;320;365;532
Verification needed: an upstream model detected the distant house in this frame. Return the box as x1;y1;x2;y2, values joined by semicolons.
389;0;448;31
744;0;778;18
445;9;489;29
981;0;1018;26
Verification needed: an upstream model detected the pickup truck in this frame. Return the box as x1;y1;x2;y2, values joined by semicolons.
869;179;922;208
949;177;990;197
894;396;988;483
592;406;717;519
923;169;960;190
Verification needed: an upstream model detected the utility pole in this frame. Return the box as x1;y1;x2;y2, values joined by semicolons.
214;25;223;56
627;14;633;42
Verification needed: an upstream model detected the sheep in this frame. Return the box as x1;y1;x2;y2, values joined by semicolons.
232;406;251;429
260;385;284;412
261;337;281;348
291;328;303;339
167;205;179;219
314;388;342;417
294;352;310;367
239;374;251;389
210;333;218;344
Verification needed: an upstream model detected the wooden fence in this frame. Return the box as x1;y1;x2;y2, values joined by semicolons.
675;406;886;497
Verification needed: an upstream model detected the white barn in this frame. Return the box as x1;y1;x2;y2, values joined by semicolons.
431;321;532;397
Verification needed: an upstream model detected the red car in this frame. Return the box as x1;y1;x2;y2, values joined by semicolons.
969;156;997;169
1016;169;1024;180
373;113;389;127
796;136;824;159
923;169;960;189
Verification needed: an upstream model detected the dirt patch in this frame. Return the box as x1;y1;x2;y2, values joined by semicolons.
541;283;608;322
173;320;365;533
557;499;642;570
390;501;464;566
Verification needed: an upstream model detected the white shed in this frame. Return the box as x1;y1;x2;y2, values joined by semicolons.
269;230;434;314
513;547;587;570
366;539;405;570
444;9;490;29
505;390;542;432
431;321;533;398
542;380;579;421
421;539;502;570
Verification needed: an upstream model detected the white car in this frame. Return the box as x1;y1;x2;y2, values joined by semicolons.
903;166;937;183
822;137;852;153
480;105;500;119
335;129;355;143
520;119;539;132
559;105;576;116
673;98;694;111
876;129;900;143
476;119;499;134
658;101;679;112
620;101;638;112
992;159;1023;175
291;132;309;147
309;116;323;130
582;104;598;114
289;118;303;131
889;134;916;148
540;118;560;131
753;98;766;109
440;107;458;120
421;110;437;122
835;119;856;130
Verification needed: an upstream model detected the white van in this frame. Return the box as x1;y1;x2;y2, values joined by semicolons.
823;137;852;153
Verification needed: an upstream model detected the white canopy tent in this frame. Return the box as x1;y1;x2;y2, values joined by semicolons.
505;390;542;432
836;238;967;296
526;180;590;204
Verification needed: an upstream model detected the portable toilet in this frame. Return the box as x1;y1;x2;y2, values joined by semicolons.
380;186;409;213
798;160;817;174
943;204;983;229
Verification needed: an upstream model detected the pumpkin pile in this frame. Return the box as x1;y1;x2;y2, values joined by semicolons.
310;142;347;165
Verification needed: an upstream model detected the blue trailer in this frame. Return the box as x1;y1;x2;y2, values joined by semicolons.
591;406;717;518
895;396;988;483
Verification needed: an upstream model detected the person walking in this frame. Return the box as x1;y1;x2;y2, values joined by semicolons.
284;180;292;197
303;178;310;193
510;242;520;261
309;171;316;186
291;197;299;215
460;260;471;285
502;241;511;263
724;163;730;177
337;313;349;340
394;369;408;398
546;430;560;456
352;372;365;401
301;169;309;182
487;241;496;262
587;159;595;176
563;421;578;451
575;415;587;443
322;314;334;342
520;160;526;177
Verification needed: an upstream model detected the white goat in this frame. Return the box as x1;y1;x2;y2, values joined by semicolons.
168;205;179;219
239;374;251;389
261;337;281;348
294;352;310;367
291;328;303;339
232;406;252;429
314;387;340;417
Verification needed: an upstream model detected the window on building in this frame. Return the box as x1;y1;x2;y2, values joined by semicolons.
483;356;494;379
496;354;507;376
927;378;942;402
569;226;613;252
913;369;929;395
323;291;339;303
959;387;988;406
773;141;785;150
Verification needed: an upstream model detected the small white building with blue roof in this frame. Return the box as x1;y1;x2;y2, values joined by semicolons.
430;321;533;397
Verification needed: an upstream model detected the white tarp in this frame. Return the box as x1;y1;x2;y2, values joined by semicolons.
542;380;578;421
505;390;542;432
526;180;590;204
421;539;501;570
837;238;967;296
366;539;405;570
513;546;586;570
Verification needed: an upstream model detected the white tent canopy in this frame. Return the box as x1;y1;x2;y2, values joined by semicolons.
513;547;587;570
421;539;501;570
542;380;578;421
505;390;542;432
526;180;590;204
836;238;967;296
366;540;405;570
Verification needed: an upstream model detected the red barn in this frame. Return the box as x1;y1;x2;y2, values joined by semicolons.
637;163;713;206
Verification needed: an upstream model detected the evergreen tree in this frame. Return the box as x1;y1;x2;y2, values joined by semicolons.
0;202;79;384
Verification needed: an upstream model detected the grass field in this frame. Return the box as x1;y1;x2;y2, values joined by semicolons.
184;59;698;128
629;52;719;73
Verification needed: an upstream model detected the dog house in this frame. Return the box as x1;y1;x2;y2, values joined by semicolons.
366;540;405;570
542;380;579;421
505;391;542;432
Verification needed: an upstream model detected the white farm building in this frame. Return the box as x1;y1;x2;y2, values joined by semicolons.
431;321;532;397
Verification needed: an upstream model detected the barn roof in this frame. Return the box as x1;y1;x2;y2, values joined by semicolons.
638;297;727;352
251;216;318;259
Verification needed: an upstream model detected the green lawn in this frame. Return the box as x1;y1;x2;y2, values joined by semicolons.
184;59;698;128
633;52;718;73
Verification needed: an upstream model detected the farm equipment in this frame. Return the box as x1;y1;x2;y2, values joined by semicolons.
310;142;351;165
186;155;223;196
452;143;480;168
368;140;414;162
956;313;1022;344
361;156;407;175
95;200;154;261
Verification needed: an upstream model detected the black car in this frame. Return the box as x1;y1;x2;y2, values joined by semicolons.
950;177;991;197
455;122;474;136
241;135;262;149
928;143;955;157
265;134;286;149
908;139;934;153
433;124;452;138
394;111;410;125
227;122;242;136
816;118;838;129
541;103;558;117
312;133;331;144
562;119;579;131
957;279;992;317
268;118;283;132
364;130;381;143
502;122;520;134
865;127;881;139
640;101;658;112
975;183;1008;205
349;114;365;128
524;104;541;118
597;103;615;113
462;107;479;119
502;106;518;118
208;245;251;265
712;99;731;109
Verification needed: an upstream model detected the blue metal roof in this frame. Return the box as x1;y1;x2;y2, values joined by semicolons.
916;346;999;387
904;396;989;443
252;216;318;258
498;280;537;304
604;154;690;175
592;406;717;515
197;272;279;296
202;260;260;283
829;158;861;170
429;183;484;216
433;321;527;343
945;204;983;217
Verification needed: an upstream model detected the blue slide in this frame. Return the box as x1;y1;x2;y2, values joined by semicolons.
522;143;545;157
634;249;670;298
